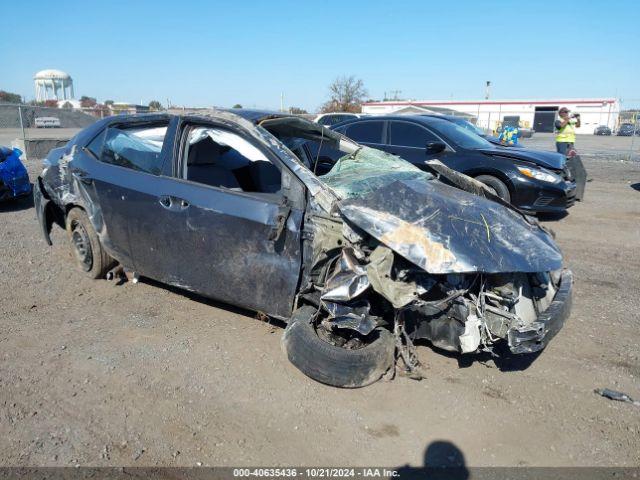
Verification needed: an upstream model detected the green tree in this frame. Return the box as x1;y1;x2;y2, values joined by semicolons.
289;106;308;114
80;96;97;108
148;100;163;111
232;104;243;109
0;90;22;104
104;99;114;106
61;101;74;109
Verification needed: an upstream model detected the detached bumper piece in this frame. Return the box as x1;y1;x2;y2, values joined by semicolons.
508;270;573;354
565;156;587;201
33;177;53;245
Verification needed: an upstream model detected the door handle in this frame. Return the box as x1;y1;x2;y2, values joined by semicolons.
158;195;172;209
158;195;189;211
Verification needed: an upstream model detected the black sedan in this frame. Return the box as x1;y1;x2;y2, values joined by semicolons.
311;115;583;213
594;125;612;136
617;123;638;136
34;110;572;387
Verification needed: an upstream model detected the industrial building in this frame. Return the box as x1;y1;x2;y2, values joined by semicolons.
361;98;620;134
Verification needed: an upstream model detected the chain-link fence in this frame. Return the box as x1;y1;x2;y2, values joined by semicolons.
0;103;101;160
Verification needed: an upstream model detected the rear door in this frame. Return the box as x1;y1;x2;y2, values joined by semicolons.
87;119;180;281
75;118;173;270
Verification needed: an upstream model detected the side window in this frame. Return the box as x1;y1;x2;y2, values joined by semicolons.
318;115;336;126
86;129;106;157
345;121;384;143
183;126;281;195
389;122;438;148
101;124;168;175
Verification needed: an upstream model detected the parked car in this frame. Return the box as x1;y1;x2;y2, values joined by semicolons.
314;112;361;127
35;110;572;388
0;146;31;201
617;123;637;136
34;117;61;128
594;125;612;136
312;115;584;213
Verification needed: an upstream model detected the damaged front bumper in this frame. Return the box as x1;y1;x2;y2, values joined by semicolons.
508;269;573;354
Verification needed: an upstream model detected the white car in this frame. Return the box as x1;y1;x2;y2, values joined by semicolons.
34;117;61;128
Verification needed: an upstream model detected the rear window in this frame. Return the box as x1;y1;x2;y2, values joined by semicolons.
344;121;384;144
388;121;438;148
318;114;356;126
100;124;168;175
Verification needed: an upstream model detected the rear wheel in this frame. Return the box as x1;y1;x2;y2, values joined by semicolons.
282;306;396;388
476;175;511;203
66;207;113;279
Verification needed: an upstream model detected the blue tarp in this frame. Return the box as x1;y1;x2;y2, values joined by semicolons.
0;147;31;201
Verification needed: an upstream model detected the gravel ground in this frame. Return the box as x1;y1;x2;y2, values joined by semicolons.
0;151;639;468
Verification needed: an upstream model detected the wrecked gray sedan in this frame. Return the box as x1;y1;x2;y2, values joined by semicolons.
34;109;572;387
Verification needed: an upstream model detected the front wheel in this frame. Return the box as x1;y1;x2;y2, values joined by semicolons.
282;306;396;388
476;175;511;203
66;207;113;279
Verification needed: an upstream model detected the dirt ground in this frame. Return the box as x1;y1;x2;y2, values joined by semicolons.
1;151;639;468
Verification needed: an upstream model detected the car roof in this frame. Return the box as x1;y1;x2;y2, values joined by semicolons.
225;108;293;123
333;114;453;128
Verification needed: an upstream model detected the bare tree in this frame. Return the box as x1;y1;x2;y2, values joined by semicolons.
320;75;368;113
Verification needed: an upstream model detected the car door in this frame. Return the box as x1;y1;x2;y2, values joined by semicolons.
70;118;172;270
385;120;447;164
134;120;304;319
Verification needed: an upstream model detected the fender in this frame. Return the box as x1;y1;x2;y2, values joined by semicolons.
33;177;53;246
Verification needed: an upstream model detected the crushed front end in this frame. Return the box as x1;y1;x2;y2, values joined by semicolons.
295;147;572;377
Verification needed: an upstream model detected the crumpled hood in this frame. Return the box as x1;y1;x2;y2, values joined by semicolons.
477;146;565;170
338;178;563;274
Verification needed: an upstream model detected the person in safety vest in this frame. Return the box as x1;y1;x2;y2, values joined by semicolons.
555;107;580;155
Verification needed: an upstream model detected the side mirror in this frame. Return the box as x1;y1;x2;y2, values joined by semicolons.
426;141;446;154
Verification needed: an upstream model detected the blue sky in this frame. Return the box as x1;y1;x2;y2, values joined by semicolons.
2;0;639;111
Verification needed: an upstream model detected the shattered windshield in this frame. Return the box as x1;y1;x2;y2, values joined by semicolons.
320;146;433;199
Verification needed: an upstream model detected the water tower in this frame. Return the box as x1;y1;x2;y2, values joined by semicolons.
34;69;74;102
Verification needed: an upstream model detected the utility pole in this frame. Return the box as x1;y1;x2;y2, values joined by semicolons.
280;92;284;112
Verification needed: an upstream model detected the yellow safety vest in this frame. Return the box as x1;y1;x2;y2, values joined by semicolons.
556;121;576;143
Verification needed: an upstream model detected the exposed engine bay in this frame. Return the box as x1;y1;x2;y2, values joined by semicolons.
297;211;567;374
